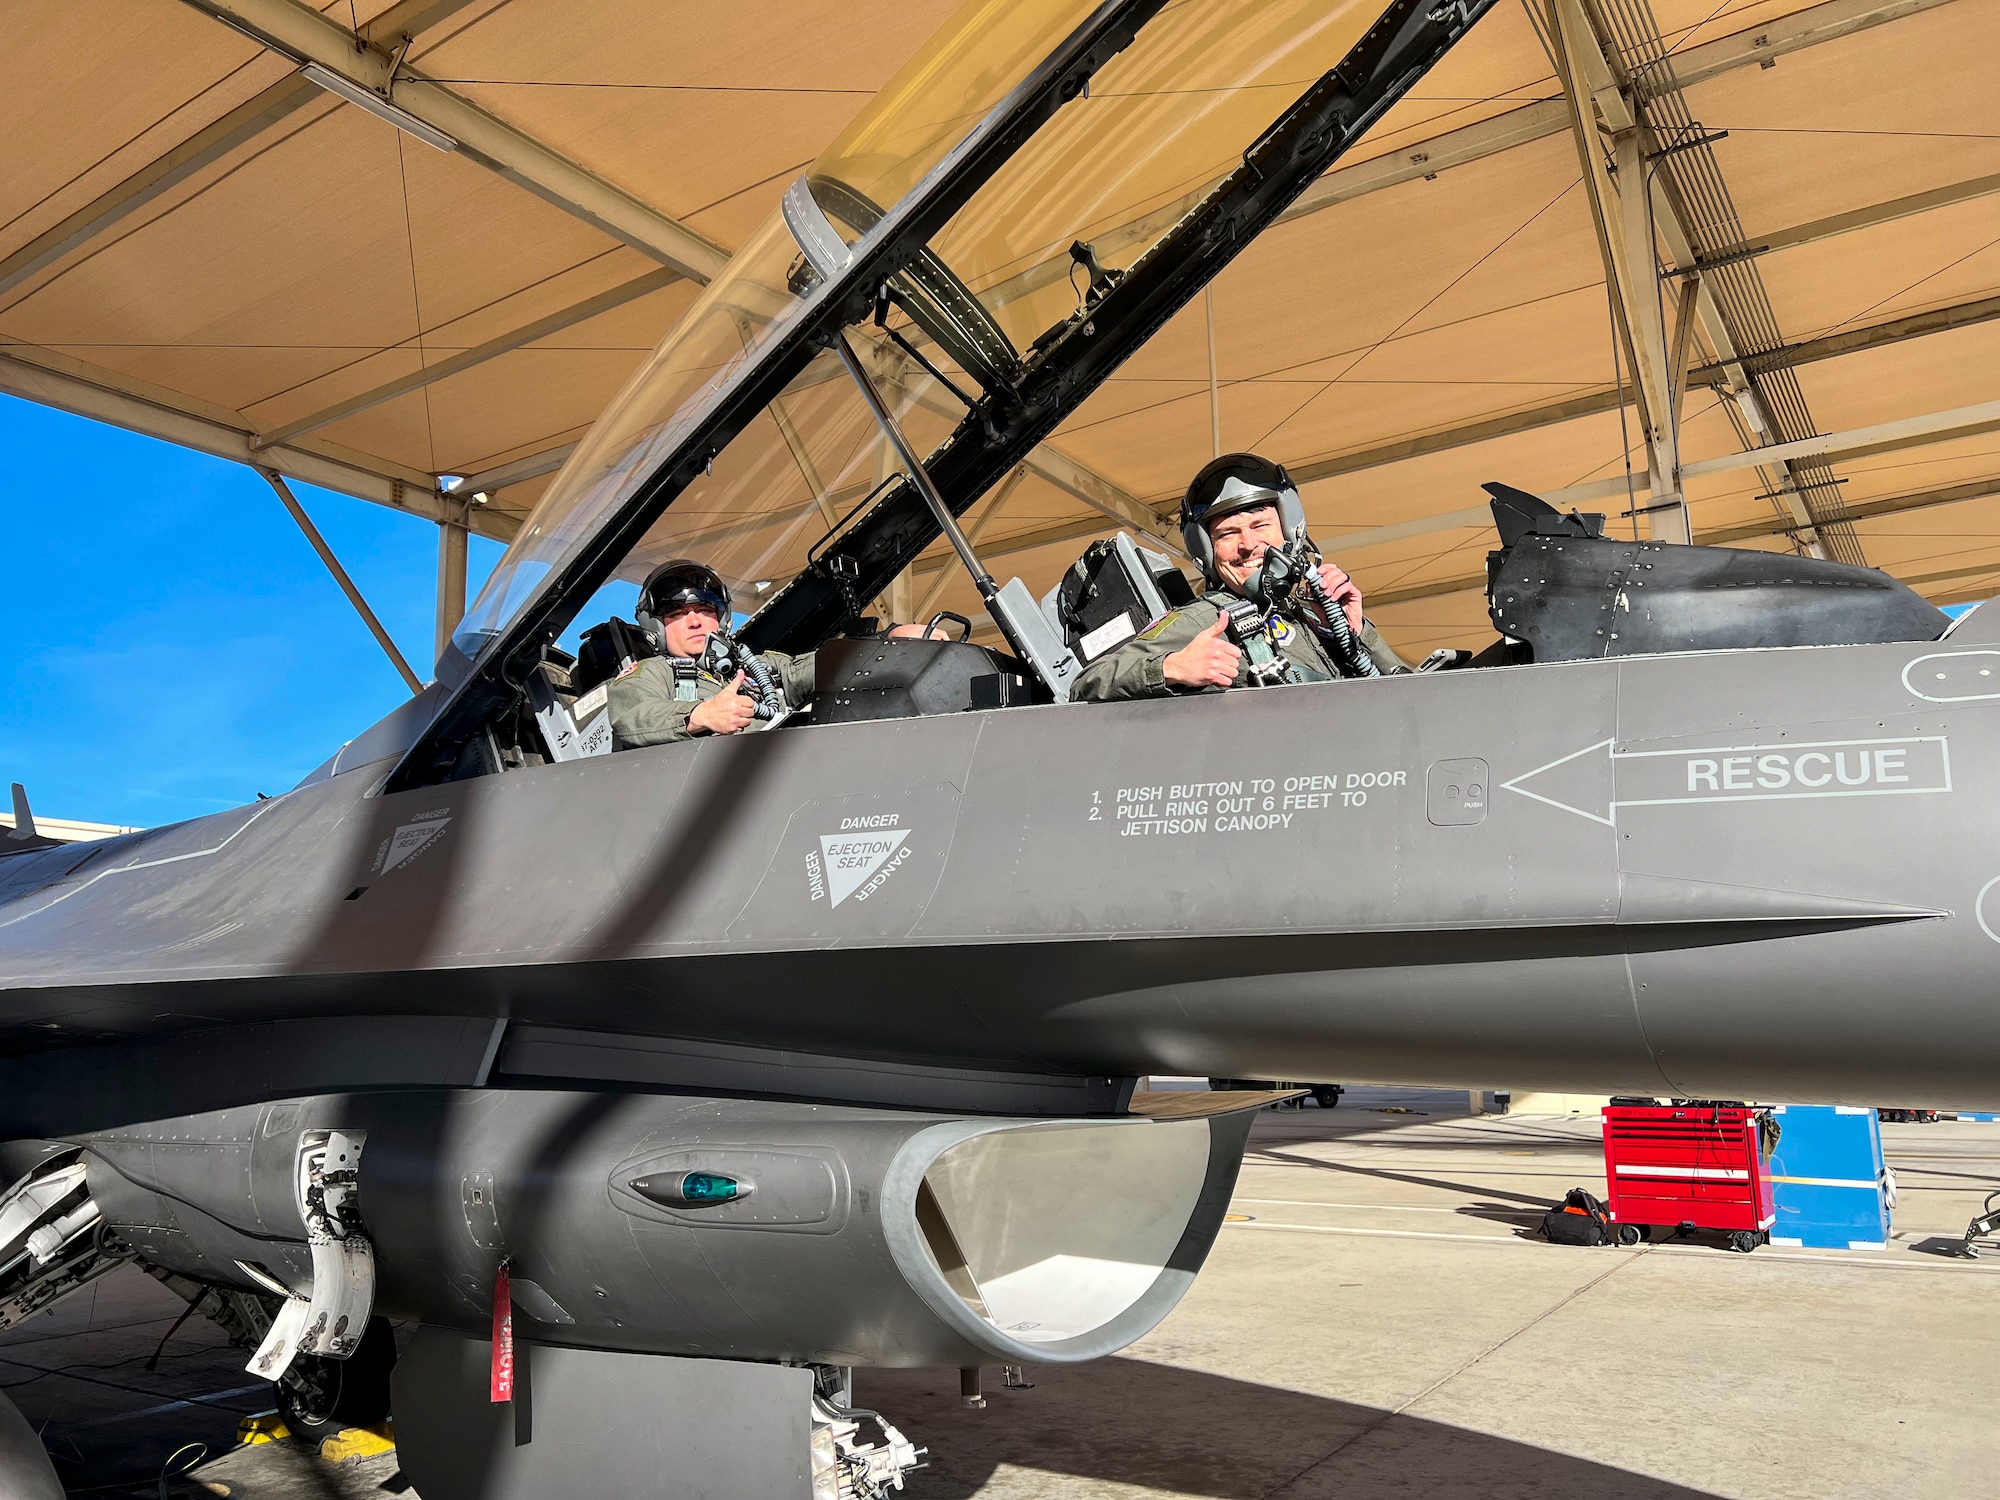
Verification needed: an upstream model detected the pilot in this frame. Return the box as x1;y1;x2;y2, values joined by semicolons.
1073;452;1407;700
607;560;817;748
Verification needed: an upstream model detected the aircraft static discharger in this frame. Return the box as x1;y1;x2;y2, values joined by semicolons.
1;0;1993;1492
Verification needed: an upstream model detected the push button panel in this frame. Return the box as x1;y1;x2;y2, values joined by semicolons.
1426;758;1489;826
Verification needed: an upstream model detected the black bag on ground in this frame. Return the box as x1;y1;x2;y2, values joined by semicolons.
1540;1187;1612;1246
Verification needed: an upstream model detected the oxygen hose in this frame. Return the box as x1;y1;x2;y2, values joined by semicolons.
1256;541;1379;678
1300;558;1380;678
700;631;785;719
730;639;786;720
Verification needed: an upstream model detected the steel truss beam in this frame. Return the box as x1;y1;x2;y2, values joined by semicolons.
253;267;680;451
436;495;470;665
1296;278;2000;504
1545;0;1689;540
448;444;579;498
0;337;517;540
1700;291;2000;385
1316;385;2000;555
1008;0;1960;309
177;0;728;283
1753;170;2000;258
1275;0;1959;224
13;0;1965;599
0;0;480;305
259;468;424;692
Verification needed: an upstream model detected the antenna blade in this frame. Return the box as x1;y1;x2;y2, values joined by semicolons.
9;783;36;841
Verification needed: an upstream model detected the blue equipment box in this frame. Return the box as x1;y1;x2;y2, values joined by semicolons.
1767;1104;1890;1250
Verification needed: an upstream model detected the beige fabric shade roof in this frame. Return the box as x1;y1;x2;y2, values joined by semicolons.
4;0;1997;666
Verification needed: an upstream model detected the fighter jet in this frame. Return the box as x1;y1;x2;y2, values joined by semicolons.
1;0;1990;1493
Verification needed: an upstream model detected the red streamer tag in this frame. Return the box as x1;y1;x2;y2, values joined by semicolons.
490;1261;514;1403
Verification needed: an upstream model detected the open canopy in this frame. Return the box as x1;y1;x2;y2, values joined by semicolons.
5;0;1998;678
451;0;1434;660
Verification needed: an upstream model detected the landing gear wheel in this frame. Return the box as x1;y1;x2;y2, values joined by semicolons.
1617;1223;1643;1246
1726;1230;1763;1254
1310;1086;1344;1109
275;1316;396;1443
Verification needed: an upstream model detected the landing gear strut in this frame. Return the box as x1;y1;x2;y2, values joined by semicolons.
277;1316;397;1443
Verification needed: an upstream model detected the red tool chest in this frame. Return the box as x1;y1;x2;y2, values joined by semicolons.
1602;1103;1775;1249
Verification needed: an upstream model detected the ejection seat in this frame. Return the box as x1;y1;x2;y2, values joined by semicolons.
570;613;1038;728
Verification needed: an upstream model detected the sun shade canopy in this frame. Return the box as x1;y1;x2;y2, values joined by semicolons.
4;0;1998;687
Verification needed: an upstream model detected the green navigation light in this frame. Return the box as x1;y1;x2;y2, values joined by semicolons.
678;1171;741;1205
628;1170;749;1209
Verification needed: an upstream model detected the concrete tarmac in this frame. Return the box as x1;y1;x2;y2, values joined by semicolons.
7;1088;1997;1497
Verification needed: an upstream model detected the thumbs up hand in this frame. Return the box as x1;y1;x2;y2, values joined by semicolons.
1163;611;1242;689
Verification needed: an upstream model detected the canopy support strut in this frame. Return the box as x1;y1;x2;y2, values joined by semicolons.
835;333;1078;699
258;469;424;694
835;335;998;599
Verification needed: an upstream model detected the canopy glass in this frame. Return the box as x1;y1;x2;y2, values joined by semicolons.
453;0;1389;659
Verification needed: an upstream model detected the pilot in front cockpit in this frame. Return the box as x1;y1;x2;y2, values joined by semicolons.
606;561;817;748
1073;452;1407;700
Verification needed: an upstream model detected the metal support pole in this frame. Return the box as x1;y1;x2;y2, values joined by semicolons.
914;467;1028;620
1205;285;1222;459
1548;0;1689;544
888;567;915;626
837;330;1082;699
863;364;916;624
435;510;468;668
258;468;423;694
1615;129;1688;542
835;334;997;598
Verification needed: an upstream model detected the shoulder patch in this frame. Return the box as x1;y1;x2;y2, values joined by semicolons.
1136;609;1184;643
614;659;643;680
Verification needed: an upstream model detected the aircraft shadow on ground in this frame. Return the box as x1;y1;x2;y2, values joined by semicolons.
1246;1145;1567;1211
862;1356;1718;1499
0;1341;265;1496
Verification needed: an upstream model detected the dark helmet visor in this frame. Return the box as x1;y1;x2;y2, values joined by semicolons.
641;560;731;618
1182;453;1294;530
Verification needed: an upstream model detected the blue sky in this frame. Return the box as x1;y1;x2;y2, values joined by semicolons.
1;396;514;829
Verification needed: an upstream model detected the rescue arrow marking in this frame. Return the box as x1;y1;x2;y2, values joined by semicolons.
1500;738;1617;826
1503;735;1952;826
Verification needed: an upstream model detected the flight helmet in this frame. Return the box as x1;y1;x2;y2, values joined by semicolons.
636;559;731;653
1180;452;1306;585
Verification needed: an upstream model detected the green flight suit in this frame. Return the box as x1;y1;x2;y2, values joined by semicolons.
1072;584;1408;702
607;650;816;749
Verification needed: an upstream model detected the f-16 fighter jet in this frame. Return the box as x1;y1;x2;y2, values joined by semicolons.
0;0;1985;1493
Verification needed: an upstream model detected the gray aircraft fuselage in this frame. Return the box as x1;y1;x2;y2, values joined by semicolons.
5;599;1996;1134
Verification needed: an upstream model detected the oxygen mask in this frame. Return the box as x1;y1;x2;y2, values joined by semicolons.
700;627;787;721
1243;539;1315;612
1242;536;1381;679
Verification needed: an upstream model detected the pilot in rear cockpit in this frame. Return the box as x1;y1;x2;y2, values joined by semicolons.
607;561;817;748
1072;452;1407;701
